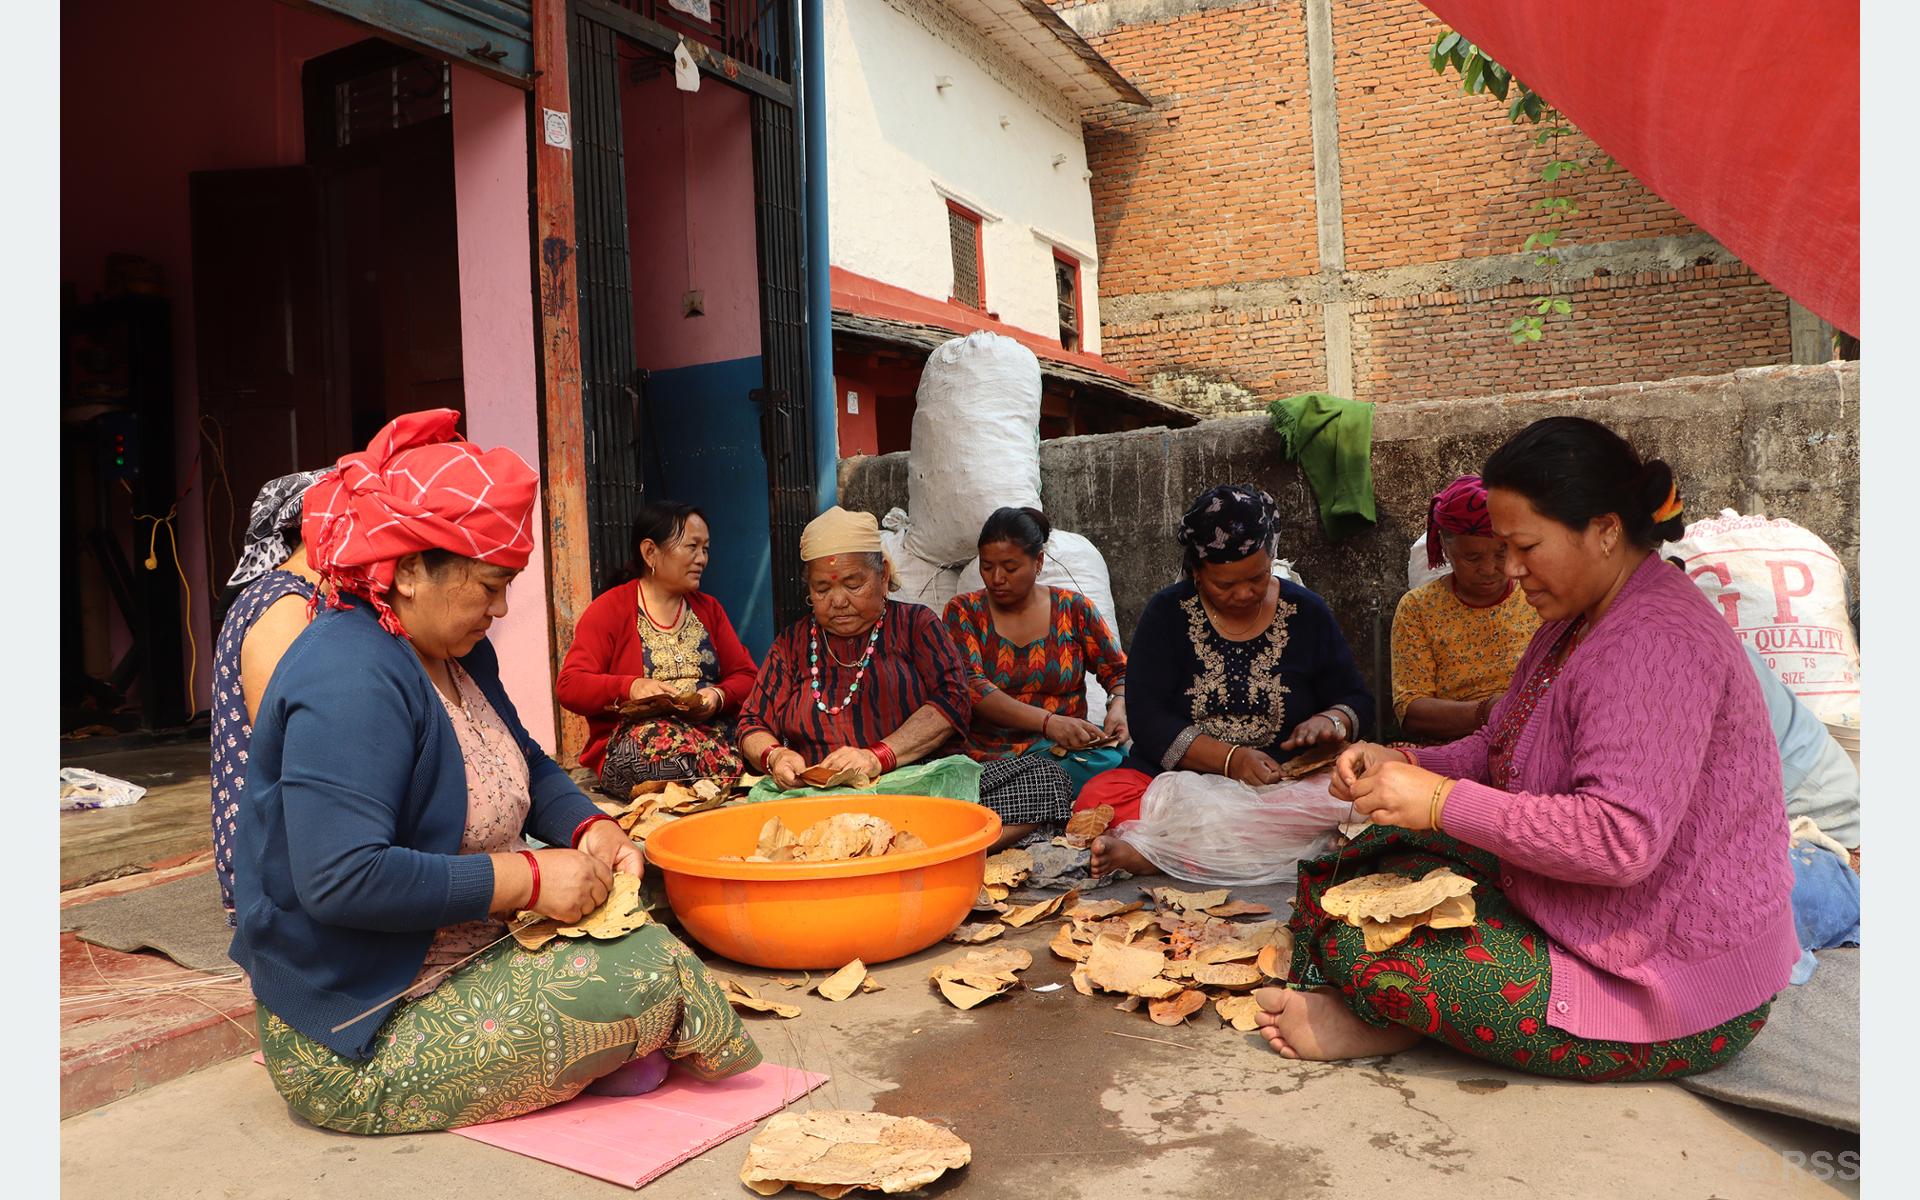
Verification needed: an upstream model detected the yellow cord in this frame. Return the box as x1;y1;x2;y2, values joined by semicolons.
122;479;197;716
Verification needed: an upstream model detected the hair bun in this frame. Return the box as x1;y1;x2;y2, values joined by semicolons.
1023;506;1053;541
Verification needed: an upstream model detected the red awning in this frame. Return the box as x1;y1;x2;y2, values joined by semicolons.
1421;1;1859;335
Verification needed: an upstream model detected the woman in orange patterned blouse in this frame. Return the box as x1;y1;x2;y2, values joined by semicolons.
1391;474;1540;741
943;508;1129;838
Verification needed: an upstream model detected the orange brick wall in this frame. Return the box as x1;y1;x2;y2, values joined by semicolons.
1079;4;1319;295
1059;0;1797;409
1331;0;1700;271
1350;264;1791;402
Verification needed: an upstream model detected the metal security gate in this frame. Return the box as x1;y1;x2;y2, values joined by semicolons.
749;91;814;628
567;10;643;594
569;0;813;621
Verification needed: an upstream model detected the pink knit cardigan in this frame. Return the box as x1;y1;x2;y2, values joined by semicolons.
1417;553;1797;1043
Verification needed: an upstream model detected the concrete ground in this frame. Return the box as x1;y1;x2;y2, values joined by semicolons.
60;906;1860;1199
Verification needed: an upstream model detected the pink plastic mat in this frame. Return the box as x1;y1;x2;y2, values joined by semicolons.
449;1063;829;1188
252;1054;828;1188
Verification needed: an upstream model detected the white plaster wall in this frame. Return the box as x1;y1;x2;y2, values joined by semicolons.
828;0;1102;352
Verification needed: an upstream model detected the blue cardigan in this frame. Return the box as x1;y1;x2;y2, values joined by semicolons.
228;599;601;1059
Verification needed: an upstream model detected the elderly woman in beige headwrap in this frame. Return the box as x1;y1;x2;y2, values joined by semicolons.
736;508;1070;837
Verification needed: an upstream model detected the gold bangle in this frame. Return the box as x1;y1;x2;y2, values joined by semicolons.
1427;778;1448;831
1223;745;1240;779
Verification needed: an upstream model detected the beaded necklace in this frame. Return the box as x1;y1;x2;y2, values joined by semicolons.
809;619;883;714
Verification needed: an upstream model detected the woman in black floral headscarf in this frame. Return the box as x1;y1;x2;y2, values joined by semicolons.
1076;483;1374;877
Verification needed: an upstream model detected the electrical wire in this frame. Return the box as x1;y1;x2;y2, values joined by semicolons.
122;479;197;715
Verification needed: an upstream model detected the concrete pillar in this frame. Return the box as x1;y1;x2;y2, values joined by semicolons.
1789;299;1837;364
1303;0;1355;397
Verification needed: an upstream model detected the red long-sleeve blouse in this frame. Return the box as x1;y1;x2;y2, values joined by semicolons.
555;580;759;772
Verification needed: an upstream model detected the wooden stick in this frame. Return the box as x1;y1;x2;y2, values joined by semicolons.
1106;1030;1201;1051
328;915;545;1034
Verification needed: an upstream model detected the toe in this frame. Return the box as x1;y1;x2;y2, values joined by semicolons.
1253;986;1289;1014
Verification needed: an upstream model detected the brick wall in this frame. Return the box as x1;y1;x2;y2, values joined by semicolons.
1057;0;1800;412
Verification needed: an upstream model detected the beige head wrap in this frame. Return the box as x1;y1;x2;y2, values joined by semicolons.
799;506;884;561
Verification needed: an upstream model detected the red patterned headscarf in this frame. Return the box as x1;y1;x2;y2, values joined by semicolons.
302;409;540;636
1426;474;1493;569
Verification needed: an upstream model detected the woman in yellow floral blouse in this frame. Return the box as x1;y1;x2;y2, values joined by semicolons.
1390;474;1540;740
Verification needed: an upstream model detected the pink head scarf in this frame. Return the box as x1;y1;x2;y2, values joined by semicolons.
1426;474;1493;569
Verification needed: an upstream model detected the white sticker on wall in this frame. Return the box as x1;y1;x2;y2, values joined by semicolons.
542;108;571;150
846;392;860;415
669;0;713;20
674;38;701;92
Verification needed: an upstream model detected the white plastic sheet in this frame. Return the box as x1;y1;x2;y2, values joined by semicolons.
1116;773;1352;887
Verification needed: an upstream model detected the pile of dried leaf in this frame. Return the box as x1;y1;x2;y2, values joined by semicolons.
720;959;885;1019
1053;804;1114;851
740;1110;971;1197
1321;868;1476;951
796;764;874;790
592;777;730;842
927;946;1033;1010
950;849;1078;944
1049;886;1293;1032
511;871;651;951
616;690;709;720
723;814;930;864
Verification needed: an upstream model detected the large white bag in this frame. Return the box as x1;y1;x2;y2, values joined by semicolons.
902;332;1043;567
1116;774;1352;888
880;508;962;613
1663;509;1861;726
956;528;1121;724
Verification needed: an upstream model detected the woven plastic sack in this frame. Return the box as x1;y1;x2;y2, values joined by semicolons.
901;332;1043;567
1663;509;1860;727
880;508;963;613
1115;773;1352;887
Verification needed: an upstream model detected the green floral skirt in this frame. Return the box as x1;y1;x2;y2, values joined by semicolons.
258;924;760;1134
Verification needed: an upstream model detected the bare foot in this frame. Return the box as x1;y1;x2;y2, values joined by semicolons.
991;823;1037;852
1252;986;1422;1061
1090;835;1156;879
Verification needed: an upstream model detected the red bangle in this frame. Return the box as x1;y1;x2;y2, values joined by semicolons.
1398;747;1417;766
518;849;541;910
572;813;616;848
759;743;782;773
872;742;897;773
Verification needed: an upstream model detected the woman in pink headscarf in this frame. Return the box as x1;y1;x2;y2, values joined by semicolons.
1389;474;1539;740
230;410;758;1135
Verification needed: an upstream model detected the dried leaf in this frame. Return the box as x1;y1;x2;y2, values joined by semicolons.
1003;888;1079;929
947;922;1006;945
1360;912;1426;952
1192;920;1282;965
1277;743;1344;780
1215;994;1263;1032
1050;924;1090;963
971;890;1012;914
1069;965;1094;996
1066;898;1143;921
1147;886;1231;914
816;960;867;1002
1161;960;1194;980
889;830;929;854
738;1111;971;1197
722;976;802;1019
1083;937;1170;997
983;848;1033;888
1425;893;1477;930
1205;900;1272;919
1148;989;1207;1026
859;976;885;994
772;974;813;990
525;872;650;943
797;764;873;789
929;947;1031;1009
758;818;799;859
510;917;561;951
982;884;1011;903
1191;962;1262;989
627;812;679;842
627;778;677;798
1061;804;1115;851
1114;995;1143;1013
1323;868;1476;925
1255;944;1287;980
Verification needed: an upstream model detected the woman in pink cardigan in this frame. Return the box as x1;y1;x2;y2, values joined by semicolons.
1257;417;1798;1080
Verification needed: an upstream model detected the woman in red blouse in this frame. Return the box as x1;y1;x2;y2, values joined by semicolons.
556;502;758;794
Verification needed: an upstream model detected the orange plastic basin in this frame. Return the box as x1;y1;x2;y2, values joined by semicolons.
643;795;1002;969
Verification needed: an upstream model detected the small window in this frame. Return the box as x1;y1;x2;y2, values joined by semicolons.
332;56;451;148
948;202;984;310
1055;252;1082;352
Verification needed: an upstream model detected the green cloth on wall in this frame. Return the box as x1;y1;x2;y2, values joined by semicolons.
1266;392;1378;540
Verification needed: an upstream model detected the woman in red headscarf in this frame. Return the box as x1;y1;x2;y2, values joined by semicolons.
229;411;758;1135
1389;474;1539;741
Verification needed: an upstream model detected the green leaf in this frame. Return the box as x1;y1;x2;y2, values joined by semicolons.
1551;298;1573;316
1535;297;1555;313
1535;228;1559;247
1542;160;1581;182
1523;94;1544;122
1527;326;1544;342
1436;31;1461;58
1462;53;1485;93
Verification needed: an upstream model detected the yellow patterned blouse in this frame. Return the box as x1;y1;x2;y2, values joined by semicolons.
1389;576;1540;722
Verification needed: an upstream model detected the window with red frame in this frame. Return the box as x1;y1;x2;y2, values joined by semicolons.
947;202;985;309
1054;251;1082;352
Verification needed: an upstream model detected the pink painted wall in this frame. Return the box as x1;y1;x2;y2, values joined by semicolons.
621;72;762;369
64;0;371;714
449;67;555;750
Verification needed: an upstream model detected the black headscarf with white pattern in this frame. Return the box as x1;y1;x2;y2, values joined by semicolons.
1177;483;1277;564
225;469;329;589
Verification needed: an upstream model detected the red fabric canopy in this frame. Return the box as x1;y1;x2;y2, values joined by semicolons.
1421;1;1858;335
